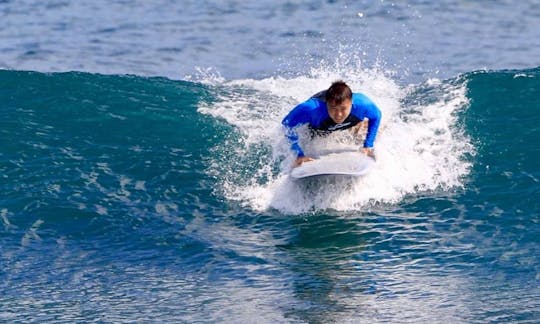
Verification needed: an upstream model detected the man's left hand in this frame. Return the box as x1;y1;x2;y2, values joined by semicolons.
362;148;376;160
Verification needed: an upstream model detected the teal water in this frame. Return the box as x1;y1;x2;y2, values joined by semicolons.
1;68;539;322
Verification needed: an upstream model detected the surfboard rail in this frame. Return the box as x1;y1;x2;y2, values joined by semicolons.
290;151;375;179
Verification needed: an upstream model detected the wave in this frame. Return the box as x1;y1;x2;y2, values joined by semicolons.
1;66;538;219
0;70;218;241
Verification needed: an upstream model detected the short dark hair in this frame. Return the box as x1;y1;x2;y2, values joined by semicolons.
325;81;352;104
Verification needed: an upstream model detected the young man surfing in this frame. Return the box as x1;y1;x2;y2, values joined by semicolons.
282;81;381;166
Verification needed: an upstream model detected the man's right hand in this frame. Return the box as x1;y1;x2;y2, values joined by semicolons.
294;156;315;167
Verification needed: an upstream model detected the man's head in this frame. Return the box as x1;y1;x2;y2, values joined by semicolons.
325;81;352;124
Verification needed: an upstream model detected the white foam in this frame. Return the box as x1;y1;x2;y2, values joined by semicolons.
21;219;44;247
135;180;146;190
95;204;108;216
1;208;16;229
198;62;473;214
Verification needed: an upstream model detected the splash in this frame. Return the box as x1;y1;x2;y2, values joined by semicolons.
198;61;473;214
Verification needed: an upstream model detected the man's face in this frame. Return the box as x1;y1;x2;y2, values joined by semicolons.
327;99;352;124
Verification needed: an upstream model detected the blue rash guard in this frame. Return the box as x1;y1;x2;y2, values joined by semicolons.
282;92;382;157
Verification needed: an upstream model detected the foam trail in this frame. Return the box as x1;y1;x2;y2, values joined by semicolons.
198;63;473;214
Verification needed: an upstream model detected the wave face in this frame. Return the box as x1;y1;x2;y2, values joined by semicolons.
1;68;539;322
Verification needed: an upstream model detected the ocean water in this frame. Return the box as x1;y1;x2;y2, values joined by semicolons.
2;1;540;81
1;1;539;323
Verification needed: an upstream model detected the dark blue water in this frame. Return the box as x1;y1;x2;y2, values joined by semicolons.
1;1;539;323
2;1;539;81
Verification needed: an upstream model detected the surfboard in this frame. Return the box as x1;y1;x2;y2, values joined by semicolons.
290;151;375;179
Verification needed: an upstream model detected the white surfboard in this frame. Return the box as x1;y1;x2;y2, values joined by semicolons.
290;151;375;179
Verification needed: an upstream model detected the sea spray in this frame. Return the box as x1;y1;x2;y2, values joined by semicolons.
198;63;474;213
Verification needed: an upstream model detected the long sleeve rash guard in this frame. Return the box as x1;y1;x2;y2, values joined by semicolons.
282;92;381;157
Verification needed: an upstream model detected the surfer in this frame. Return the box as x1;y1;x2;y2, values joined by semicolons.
282;81;382;166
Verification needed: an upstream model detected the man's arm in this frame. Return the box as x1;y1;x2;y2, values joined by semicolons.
283;126;305;158
353;94;381;159
361;99;382;149
282;102;313;158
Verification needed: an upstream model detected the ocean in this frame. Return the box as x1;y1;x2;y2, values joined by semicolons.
1;1;539;323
